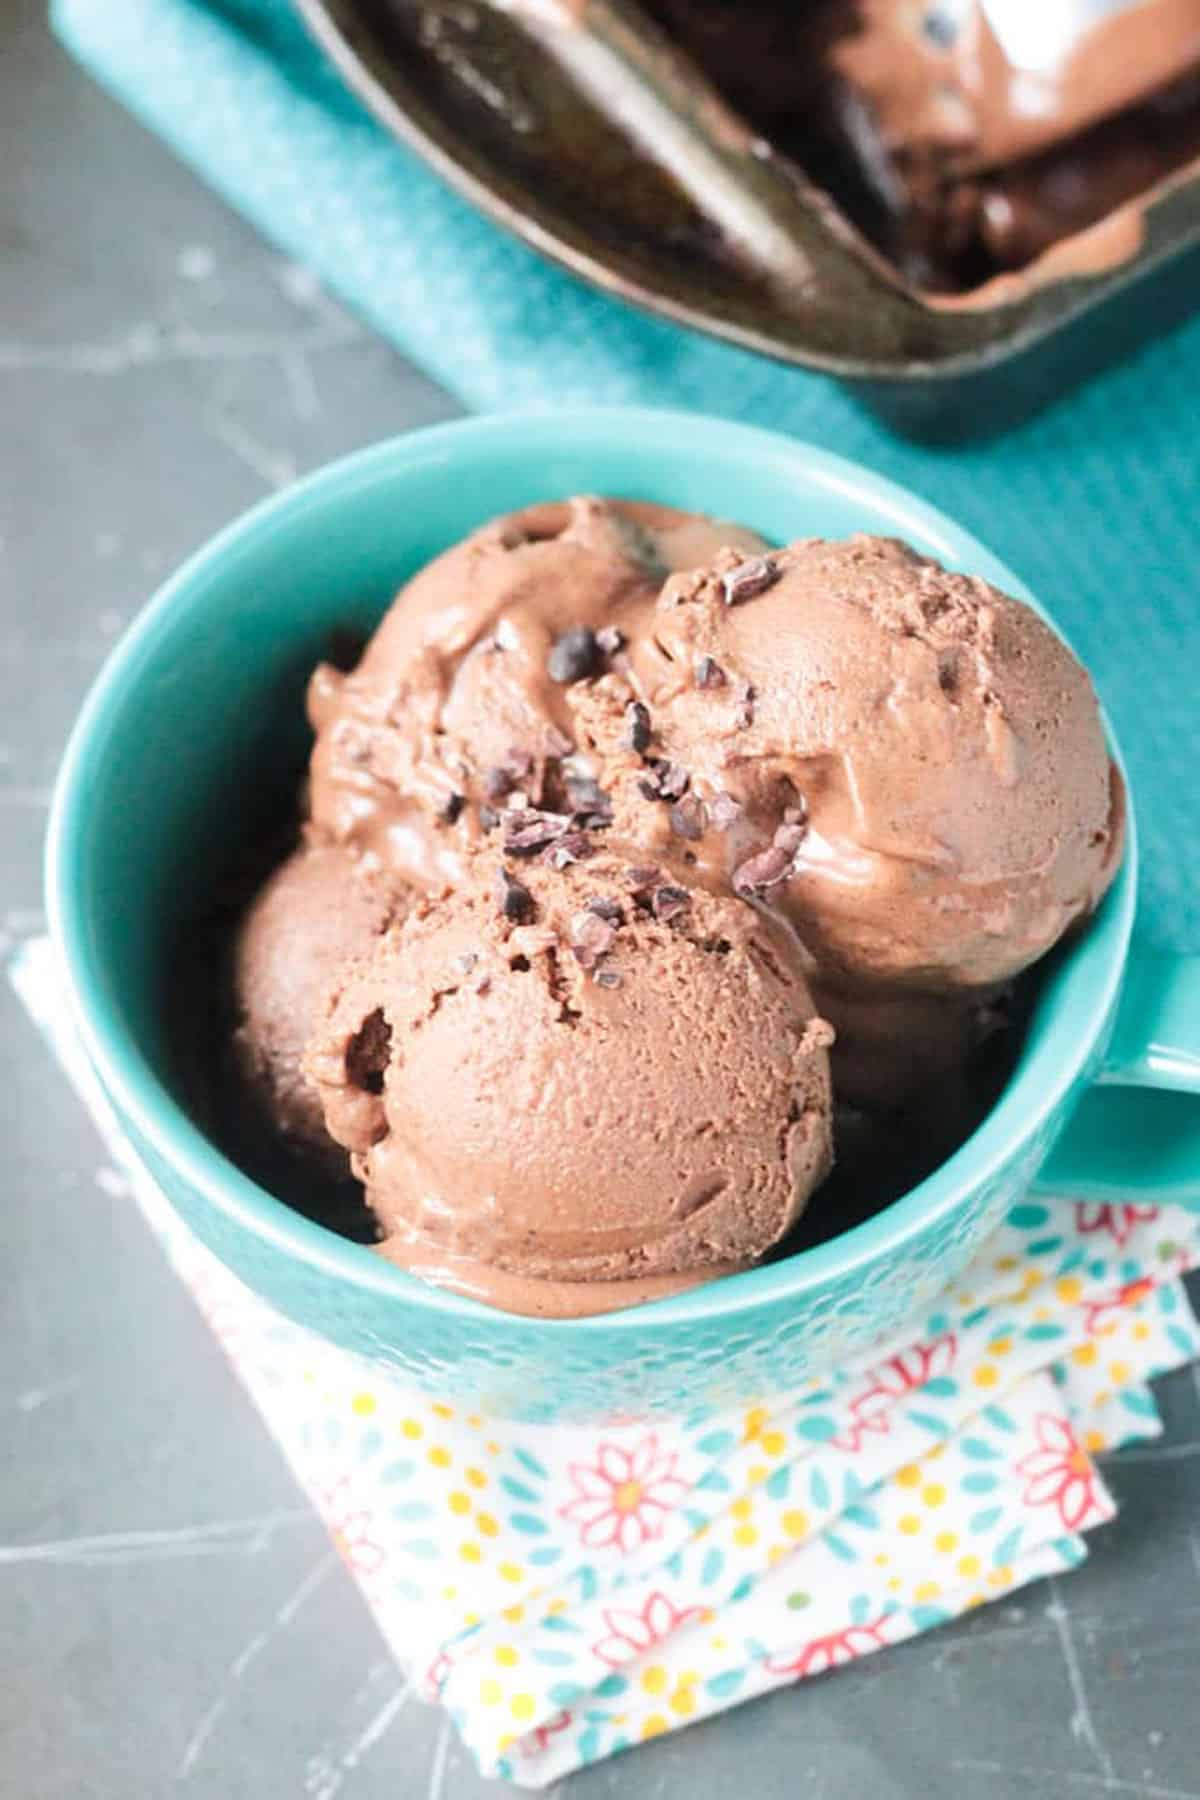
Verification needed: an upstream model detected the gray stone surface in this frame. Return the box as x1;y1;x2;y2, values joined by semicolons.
3;4;1200;1796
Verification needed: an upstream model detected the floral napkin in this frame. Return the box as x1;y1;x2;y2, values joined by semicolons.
13;936;1200;1788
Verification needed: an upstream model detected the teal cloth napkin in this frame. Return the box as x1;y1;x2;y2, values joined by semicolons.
54;0;1200;951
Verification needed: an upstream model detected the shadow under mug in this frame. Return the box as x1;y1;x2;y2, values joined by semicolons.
45;409;1200;1420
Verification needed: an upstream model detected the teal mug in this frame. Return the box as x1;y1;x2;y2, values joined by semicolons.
46;409;1200;1419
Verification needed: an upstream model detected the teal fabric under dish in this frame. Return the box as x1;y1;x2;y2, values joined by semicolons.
53;0;1200;951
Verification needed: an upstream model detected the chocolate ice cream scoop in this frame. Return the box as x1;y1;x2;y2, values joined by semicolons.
303;851;834;1318
306;496;766;896
629;533;1124;992
231;844;403;1168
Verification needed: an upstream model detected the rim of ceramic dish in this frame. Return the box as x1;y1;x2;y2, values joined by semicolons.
46;407;1137;1335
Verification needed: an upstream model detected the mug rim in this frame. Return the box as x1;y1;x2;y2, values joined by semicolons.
45;406;1137;1335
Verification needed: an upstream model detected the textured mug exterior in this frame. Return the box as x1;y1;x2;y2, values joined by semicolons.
47;410;1137;1420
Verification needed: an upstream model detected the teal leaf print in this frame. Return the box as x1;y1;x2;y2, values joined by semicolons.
825;1532;856;1563
397;1538;439;1559
960;1437;1001;1461
849;1593;872;1626
358;1427;383;1459
797;1416;837;1444
924;1377;958;1399
664;1550;684;1580
729;1574;754;1604
577;1566;599;1602
809;1467;832;1510
697;1429;737;1456
514;1447;549;1480
500;1476;539;1503
1120;1389;1159;1420
1026;1322;1066;1342
905;1409;947;1437
701;1548;725;1587
696;1468;731;1493
926;1312;951;1334
983;1404;1017;1433
1027;1236;1064;1257
1008;1203;1049;1228
379;1459;416;1485
390;1500;432;1522
594;1673;627;1699
842;1504;880;1531
541;1614;581;1634
766;1466;790;1502
529;1545;561;1566
707;1669;746;1699
577;1728;602;1765
911;1604;952;1630
993;1525;1024;1567
962;1306;992;1330
533;1649;575;1668
1168;1323;1196;1357
509;1512;549;1534
969;1505;1004;1534
961;1472;999;1495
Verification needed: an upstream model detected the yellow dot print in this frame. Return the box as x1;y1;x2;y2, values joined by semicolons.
759;1430;786;1457
428;1446;452;1469
671;1687;696;1717
401;1418;423;1439
898;1514;921;1536
641;1715;668;1741
448;1492;471;1516
477;1512;500;1538
874;1552;890;1567
767;1544;790;1567
922;1483;947;1508
733;1524;759;1548
782;1510;809;1540
972;1364;999;1389
510;1694;536;1723
1055;1276;1083;1304
957;1554;981;1579
988;1337;1013;1357
642;1666;668;1696
494;1645;519;1667
935;1530;959;1554
502;1604;524;1624
460;1542;482;1563
1084;1429;1107;1453
914;1581;941;1603
988;1566;1014;1590
748;1464;769;1486
466;1466;488;1490
432;1402;455;1420
479;1678;502;1706
351;1392;376;1417
895;1464;921;1489
499;1562;524;1585
1133;1321;1151;1342
1109;1360;1132;1385
731;1497;753;1521
1071;1342;1098;1367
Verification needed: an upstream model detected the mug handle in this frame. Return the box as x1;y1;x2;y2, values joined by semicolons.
1033;944;1200;1204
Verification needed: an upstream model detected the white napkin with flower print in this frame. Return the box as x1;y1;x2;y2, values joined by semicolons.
13;936;1200;1788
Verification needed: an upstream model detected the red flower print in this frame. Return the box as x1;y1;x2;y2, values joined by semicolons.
1075;1203;1160;1248
316;1478;387;1582
834;1336;957;1453
1082;1275;1156;1338
559;1435;688;1553
422;1650;453;1702
765;1613;892;1679
1016;1414;1101;1530
592;1590;704;1667
520;1709;574;1756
